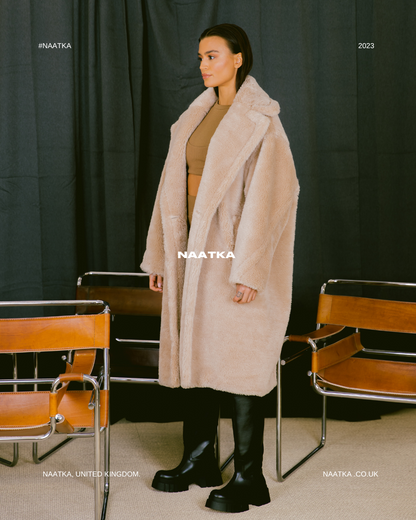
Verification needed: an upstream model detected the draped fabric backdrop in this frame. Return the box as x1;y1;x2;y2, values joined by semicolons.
1;0;415;415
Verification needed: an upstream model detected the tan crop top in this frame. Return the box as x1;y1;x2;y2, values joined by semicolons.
186;101;230;225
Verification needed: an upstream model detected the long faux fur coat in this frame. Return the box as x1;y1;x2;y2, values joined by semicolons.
141;75;299;397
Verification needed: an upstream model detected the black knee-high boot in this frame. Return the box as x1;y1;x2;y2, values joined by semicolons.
205;394;270;512
152;388;223;492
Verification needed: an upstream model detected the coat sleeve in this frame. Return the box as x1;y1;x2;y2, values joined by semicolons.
229;129;299;292
139;165;166;276
140;122;180;276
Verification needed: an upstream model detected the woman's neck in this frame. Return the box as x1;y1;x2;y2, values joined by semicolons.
218;84;237;106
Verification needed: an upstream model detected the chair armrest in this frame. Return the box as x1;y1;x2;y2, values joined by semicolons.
312;332;363;372
59;373;85;383
282;325;345;365
288;324;345;344
49;373;88;417
49;373;100;434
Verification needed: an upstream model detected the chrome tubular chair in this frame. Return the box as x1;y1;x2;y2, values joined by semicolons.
0;300;111;520
277;279;416;481
76;271;161;385
76;271;230;470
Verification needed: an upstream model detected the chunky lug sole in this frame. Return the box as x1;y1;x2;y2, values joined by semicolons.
205;492;270;513
205;485;270;512
152;469;223;493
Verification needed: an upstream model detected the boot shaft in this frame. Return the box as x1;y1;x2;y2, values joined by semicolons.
182;387;220;455
231;394;265;476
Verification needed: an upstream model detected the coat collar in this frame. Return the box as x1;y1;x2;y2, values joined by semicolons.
161;76;278;249
188;75;280;117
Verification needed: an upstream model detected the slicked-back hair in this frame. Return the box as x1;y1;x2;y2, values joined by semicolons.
199;23;253;96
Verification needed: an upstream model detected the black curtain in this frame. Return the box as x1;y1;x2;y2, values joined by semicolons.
1;1;416;416
137;0;416;315
1;0;143;301
2;0;415;309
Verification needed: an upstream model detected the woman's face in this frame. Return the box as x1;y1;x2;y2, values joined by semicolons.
198;36;242;91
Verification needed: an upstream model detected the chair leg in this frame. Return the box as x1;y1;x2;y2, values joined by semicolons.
276;359;327;481
32;433;87;464
216;407;235;473
220;451;235;473
100;347;110;520
1;354;20;467
215;410;220;465
101;417;110;520
0;443;19;467
93;392;101;520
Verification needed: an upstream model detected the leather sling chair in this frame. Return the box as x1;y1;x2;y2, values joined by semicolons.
76;271;231;470
76;272;161;385
0;300;110;520
276;279;416;481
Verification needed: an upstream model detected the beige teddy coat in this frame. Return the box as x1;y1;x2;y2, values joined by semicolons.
140;75;299;397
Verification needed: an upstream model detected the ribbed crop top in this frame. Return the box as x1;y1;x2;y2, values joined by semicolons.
186;101;230;225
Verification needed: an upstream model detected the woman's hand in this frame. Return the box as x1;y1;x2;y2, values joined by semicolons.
149;274;163;293
233;284;257;304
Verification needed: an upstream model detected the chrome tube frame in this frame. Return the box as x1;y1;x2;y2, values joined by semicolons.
0;300;110;312
220;451;235;473
33;435;80;464
65;427;105;438
0;420;57;444
0;300;110;519
361;347;416;358
50;373;103;520
276;279;416;482
0;354;19;469
216;410;221;469
321;279;416;357
111;339;160;384
76;271;233;474
115;338;160;344
0;428;56;443
52;349;109;519
213;410;235;472
111;339;159;383
0;353;20;467
0;443;19;467
0;378;55;385
276;337;326;481
78;273;161;385
102;347;110;515
77;271;149;286
312;374;416;405
320;278;416;294
109;377;158;384
54;373;104;520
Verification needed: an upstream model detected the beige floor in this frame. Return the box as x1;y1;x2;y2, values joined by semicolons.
0;409;415;520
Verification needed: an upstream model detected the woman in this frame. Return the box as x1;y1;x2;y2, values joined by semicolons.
141;23;299;513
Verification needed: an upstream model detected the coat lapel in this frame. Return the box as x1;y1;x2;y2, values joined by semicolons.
160;88;216;222
189;105;270;251
160;111;199;220
160;76;275;255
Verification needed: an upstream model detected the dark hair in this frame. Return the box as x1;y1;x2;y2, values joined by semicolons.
199;23;253;96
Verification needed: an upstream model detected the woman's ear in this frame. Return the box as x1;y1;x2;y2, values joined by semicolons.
235;53;243;69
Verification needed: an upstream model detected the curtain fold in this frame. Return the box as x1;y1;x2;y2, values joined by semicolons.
0;0;415;323
0;0;143;309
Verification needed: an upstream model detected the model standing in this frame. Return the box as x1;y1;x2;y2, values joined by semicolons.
141;23;299;512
